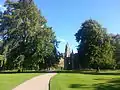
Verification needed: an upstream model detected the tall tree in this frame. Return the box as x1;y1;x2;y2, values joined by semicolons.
110;34;120;68
75;19;115;70
0;0;59;70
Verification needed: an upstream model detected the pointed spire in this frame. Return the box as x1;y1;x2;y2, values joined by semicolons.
66;42;69;47
72;49;74;54
65;42;70;57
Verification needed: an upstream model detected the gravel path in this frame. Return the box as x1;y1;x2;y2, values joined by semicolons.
12;73;57;90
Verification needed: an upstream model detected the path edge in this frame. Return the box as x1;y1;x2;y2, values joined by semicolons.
49;73;57;90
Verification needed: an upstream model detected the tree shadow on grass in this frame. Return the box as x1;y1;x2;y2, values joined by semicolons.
96;84;120;90
56;70;120;76
87;72;120;76
69;84;91;88
69;84;82;88
94;78;111;81
68;78;120;90
95;78;120;90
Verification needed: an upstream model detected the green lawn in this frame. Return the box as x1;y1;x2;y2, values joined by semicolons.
50;71;120;90
0;73;41;90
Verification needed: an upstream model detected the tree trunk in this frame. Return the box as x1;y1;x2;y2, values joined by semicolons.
96;66;100;73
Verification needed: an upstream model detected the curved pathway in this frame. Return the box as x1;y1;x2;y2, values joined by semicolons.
13;73;57;90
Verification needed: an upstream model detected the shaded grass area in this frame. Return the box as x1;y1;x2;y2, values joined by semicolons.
50;71;120;90
0;73;41;90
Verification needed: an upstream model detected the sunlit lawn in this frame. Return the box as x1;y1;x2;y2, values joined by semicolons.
0;73;41;90
50;71;120;90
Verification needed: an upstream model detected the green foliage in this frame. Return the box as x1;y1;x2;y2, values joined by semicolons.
75;19;115;69
0;55;5;70
0;0;59;70
0;55;4;61
110;34;120;68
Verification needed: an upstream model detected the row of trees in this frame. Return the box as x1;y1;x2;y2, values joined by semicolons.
0;0;60;71
75;19;120;70
0;0;119;71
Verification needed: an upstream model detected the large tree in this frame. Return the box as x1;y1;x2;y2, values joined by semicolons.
0;0;59;70
110;34;120;68
75;19;115;70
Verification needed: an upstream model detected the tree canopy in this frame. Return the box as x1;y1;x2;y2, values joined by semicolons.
75;19;115;69
0;0;60;71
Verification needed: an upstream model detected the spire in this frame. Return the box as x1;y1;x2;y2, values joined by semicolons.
65;42;70;57
72;49;74;54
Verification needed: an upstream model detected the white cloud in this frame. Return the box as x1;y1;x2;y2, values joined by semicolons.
0;5;6;12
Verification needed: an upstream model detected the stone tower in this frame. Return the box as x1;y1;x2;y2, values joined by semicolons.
64;43;71;69
71;50;74;70
64;43;80;70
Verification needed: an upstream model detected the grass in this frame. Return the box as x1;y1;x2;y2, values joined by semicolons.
0;73;41;90
50;71;120;90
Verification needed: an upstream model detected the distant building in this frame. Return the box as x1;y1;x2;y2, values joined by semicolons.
64;43;71;70
64;43;79;70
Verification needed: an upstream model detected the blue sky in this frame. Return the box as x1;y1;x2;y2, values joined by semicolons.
0;0;120;53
